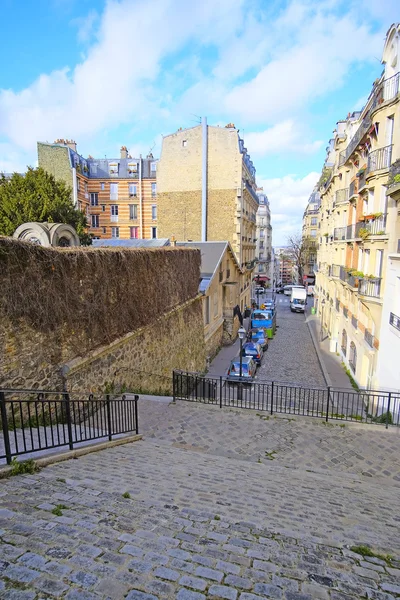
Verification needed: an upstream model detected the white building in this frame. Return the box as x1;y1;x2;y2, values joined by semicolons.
255;189;273;287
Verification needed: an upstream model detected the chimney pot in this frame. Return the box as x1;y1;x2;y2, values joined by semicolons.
120;146;128;159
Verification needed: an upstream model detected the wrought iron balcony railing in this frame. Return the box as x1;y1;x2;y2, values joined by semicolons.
352;315;358;329
365;329;374;348
334;227;346;241
349;179;358;198
358;278;381;298
367;145;393;174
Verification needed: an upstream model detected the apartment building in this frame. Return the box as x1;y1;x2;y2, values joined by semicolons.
274;247;297;285
38;140;158;240
157;121;259;311
315;23;400;389
256;189;273;287
301;187;320;284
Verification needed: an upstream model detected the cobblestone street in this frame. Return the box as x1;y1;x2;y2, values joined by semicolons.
1;398;400;599
256;297;326;388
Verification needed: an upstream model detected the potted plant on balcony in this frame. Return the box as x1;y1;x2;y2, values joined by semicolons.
371;212;383;219
359;227;370;240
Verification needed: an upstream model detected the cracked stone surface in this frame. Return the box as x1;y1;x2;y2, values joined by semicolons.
1;400;400;599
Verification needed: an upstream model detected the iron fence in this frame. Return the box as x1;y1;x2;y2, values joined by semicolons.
173;371;400;428
0;389;139;465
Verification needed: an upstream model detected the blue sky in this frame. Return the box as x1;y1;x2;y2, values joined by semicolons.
0;0;398;244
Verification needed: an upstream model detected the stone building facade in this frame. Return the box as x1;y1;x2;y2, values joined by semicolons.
314;23;400;390
38;140;158;241
157;123;259;312
256;189;273;287
301;187;320;284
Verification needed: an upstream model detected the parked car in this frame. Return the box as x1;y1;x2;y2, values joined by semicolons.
248;328;269;350
226;356;257;384
275;286;284;294
242;341;263;365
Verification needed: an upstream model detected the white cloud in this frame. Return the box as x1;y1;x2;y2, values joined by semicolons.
258;171;320;245
244;120;323;156
72;9;99;44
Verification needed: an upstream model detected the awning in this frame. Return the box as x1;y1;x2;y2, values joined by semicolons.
253;275;270;282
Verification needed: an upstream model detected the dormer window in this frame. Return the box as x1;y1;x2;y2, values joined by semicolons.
128;162;138;176
151;161;157;172
109;162;119;176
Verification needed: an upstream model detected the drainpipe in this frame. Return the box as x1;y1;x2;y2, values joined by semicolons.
139;155;143;239
201;116;208;242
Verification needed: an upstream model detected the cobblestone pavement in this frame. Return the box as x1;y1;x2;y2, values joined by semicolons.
256;297;326;388
2;399;400;599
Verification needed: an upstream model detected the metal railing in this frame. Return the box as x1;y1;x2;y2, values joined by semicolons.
173;371;400;428
390;312;400;331
0;390;139;465
358;278;381;298
349;179;358;198
363;214;387;235
352;316;358;329
333;227;346;241
367;145;393;174
336;299;340;312
358;169;367;191
343;307;349;318
340;267;358;289
365;330;375;348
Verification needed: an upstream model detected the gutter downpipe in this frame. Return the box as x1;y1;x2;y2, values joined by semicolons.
139;155;143;239
201;116;207;242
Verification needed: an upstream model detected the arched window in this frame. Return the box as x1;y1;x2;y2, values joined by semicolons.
349;342;357;373
341;330;347;356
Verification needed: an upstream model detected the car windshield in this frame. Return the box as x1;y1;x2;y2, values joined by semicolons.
230;363;249;373
253;312;272;320
245;348;257;355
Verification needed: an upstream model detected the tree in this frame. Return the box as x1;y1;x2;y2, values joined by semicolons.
287;233;314;282
0;167;92;245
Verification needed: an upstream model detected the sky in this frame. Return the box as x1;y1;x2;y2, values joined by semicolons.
0;0;398;245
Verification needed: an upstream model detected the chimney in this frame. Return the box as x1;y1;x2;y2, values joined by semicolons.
65;139;77;152
147;152;154;159
120;146;128;159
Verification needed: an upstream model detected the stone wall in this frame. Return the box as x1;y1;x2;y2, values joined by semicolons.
0;239;206;393
37;143;73;190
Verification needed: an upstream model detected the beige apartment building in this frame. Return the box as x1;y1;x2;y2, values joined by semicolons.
315;23;400;391
255;189;273;287
301;187;320;284
157;121;259;311
38;140;158;241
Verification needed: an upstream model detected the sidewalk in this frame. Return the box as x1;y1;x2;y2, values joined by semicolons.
207;317;250;377
306;309;353;390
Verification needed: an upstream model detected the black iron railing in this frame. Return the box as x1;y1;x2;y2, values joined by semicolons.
390;312;400;331
368;145;393;174
343;307;349;318
336;299;340;312
0;390;139;465
333;227;346;241
352;316;358;329
365;330;374;348
349;179;358;198
173;371;400;428
358;278;381;298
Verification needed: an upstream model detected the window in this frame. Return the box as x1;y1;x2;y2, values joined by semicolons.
102;227;107;234
311;229;317;237
109;162;119;176
213;292;218;318
101;205;106;212
349;342;357;373
90;163;97;175
84;182;88;198
91;215;99;228
129;204;138;220
205;296;210;325
100;182;105;191
110;183;118;200
311;217;317;226
90;193;98;206
182;140;187;147
259;252;264;259
151;161;157;172
151;227;157;239
151;183;157;196
314;204;319;210
77;177;80;191
130;226;139;239
129;184;137;197
152;205;157;220
111;227;119;238
111;205;119;222
128;162;138;175
341;330;347;356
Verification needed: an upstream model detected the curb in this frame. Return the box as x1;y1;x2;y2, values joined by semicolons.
0;434;143;479
305;313;333;388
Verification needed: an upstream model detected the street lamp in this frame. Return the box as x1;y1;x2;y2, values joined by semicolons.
320;299;326;341
238;326;246;378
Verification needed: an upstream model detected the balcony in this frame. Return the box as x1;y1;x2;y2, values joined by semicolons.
358;169;367;191
334;227;346;241
340;266;358;288
343;307;348;319
340;116;372;165
358;277;381;299
331;264;341;278
245;181;259;204
365;329;374;348
389;312;400;331
334;188;349;206
370;72;400;111
367;145;393;174
335;299;340;312
361;214;387;236
349;179;358;198
352;315;358;329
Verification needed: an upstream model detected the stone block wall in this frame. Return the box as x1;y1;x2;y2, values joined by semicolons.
37;143;73;190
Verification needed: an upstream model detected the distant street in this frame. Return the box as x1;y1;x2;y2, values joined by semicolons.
255;293;326;388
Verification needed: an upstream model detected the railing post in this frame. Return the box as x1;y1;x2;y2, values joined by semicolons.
326;386;331;422
106;394;112;441
386;392;392;430
220;376;223;409
0;391;12;465
172;371;176;403
134;395;139;434
270;381;274;415
64;392;74;451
